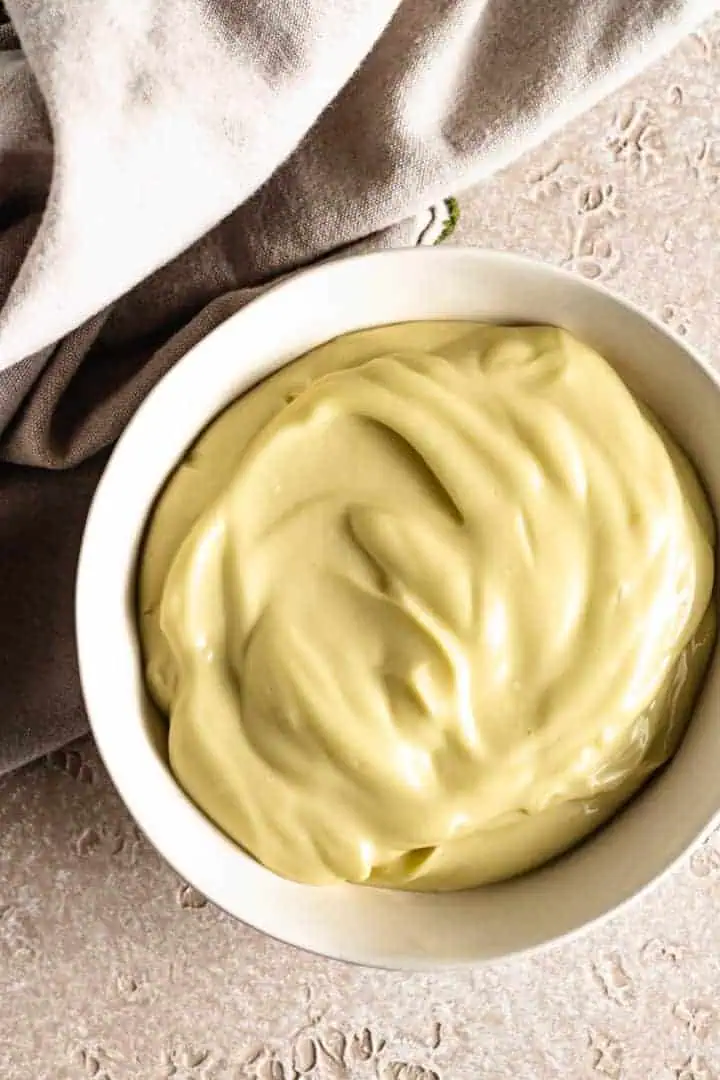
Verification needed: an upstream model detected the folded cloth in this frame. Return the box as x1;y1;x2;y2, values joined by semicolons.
0;0;714;773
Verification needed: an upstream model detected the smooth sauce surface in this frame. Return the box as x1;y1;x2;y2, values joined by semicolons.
139;323;716;890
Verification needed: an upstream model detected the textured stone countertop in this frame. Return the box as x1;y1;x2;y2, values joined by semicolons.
3;19;720;1080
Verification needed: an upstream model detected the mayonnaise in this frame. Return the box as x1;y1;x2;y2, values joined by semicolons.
138;323;716;890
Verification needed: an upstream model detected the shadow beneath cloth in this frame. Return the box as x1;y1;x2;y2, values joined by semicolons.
0;452;108;774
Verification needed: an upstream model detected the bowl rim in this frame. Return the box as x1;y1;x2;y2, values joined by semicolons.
76;245;720;970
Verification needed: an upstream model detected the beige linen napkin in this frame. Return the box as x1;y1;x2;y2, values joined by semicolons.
0;0;713;772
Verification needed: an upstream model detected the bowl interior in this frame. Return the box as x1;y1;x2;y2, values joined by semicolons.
77;248;720;969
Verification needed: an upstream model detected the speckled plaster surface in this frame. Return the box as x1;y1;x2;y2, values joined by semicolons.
3;19;720;1080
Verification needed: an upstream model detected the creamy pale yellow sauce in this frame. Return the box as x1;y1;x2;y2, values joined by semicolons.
139;323;716;891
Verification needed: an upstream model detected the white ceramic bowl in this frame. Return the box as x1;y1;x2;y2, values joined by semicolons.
77;248;720;969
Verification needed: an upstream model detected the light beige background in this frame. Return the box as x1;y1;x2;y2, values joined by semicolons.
3;19;720;1080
